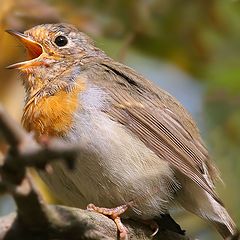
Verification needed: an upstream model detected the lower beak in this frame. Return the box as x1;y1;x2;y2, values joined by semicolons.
6;30;43;69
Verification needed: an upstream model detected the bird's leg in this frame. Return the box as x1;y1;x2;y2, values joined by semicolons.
87;203;129;240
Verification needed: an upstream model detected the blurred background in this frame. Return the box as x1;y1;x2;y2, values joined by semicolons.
0;0;239;239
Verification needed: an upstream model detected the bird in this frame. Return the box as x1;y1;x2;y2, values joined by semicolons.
6;23;238;239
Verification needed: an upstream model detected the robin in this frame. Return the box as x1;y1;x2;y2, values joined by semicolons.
7;23;238;239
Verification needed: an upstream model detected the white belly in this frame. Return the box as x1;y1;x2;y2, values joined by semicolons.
39;111;179;219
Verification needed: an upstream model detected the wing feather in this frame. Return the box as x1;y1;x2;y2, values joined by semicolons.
86;60;220;202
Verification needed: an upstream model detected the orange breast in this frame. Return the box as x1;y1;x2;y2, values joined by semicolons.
22;82;85;137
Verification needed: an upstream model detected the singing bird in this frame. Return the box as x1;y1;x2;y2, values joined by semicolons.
7;23;238;239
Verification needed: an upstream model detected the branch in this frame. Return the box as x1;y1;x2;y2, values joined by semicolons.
0;105;27;151
0;205;188;240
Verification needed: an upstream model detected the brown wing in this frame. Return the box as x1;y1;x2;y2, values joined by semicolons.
87;59;220;202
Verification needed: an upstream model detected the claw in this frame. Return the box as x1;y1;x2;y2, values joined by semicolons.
87;203;129;240
141;219;159;237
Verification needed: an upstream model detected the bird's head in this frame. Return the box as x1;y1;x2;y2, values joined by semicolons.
6;23;105;94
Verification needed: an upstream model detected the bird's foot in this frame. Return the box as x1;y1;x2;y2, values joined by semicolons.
87;203;129;240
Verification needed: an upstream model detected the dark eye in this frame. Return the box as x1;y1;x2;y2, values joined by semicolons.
54;35;68;47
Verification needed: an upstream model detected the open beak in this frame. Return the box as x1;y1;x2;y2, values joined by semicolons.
6;30;43;70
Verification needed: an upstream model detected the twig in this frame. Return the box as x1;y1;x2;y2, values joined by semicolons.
0;105;27;152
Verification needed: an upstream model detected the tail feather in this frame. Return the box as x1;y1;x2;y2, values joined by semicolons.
213;221;238;239
203;197;237;238
202;197;238;239
176;176;238;239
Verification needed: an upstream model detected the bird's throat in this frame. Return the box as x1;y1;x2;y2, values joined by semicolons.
22;81;85;138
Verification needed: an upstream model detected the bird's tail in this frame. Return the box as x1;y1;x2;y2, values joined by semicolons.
176;179;238;239
206;198;238;239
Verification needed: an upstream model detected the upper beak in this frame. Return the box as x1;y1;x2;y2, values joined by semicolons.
6;30;43;69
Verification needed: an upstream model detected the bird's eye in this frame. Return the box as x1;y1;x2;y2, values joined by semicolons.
54;35;68;47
